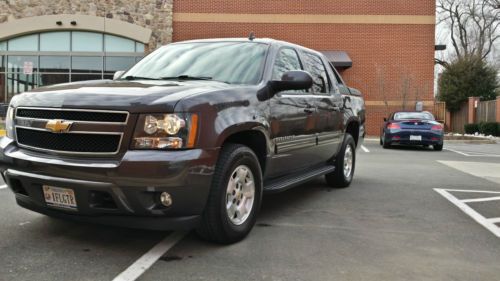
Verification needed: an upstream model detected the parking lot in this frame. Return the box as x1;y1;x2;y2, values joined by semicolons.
1;140;500;281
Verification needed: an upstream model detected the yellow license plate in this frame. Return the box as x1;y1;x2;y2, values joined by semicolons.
43;185;77;210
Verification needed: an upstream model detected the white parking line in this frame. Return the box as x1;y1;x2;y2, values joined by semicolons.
0;184;7;189
112;231;187;281
444;148;500;157
435;188;500;238
461;196;500;203
360;145;370;153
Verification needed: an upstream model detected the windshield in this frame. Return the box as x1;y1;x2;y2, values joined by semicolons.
394;112;435;120
122;42;269;85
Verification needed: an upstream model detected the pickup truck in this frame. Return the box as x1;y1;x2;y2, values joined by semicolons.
0;38;365;244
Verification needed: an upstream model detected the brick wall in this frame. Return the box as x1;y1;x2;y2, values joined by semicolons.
173;0;436;136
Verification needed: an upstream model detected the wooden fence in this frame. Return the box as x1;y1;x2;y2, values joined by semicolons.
434;101;446;123
450;102;468;133
476;100;497;123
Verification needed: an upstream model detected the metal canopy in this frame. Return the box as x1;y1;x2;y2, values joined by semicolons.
320;51;352;69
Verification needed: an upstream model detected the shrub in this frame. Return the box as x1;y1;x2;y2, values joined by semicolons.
464;123;480;134
438;56;498;112
478;122;500;136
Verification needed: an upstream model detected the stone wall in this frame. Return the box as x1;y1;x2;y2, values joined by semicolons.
0;0;173;50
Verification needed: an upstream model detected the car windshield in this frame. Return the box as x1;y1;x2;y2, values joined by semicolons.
393;112;435;120
122;42;269;85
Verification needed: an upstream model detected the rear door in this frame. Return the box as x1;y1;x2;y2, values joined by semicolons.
268;47;322;178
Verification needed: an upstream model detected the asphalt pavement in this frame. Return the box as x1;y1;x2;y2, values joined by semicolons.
1;140;500;281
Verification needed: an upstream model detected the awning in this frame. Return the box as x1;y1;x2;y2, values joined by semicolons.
320;51;352;69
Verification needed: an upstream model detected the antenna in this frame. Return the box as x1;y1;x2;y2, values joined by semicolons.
248;32;255;41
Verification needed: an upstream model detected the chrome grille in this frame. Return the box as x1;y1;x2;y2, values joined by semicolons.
14;107;129;155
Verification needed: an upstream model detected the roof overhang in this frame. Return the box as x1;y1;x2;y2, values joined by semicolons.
0;14;152;43
320;51;352;69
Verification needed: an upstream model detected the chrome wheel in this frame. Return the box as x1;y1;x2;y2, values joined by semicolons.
226;165;255;225
343;144;353;178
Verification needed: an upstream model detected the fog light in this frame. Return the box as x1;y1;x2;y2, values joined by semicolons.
160;192;172;207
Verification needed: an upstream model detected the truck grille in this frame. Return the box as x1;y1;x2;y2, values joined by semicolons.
14;107;128;155
16;108;128;123
16;128;121;153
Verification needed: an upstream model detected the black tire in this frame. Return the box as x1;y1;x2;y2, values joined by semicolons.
196;143;263;244
325;134;356;188
434;144;443;151
382;132;390;149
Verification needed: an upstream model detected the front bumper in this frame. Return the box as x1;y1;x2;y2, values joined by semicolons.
0;137;219;230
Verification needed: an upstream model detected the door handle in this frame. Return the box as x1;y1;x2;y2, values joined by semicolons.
304;108;315;114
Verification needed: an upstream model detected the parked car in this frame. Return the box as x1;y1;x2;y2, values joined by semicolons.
0;38;365;244
380;111;443;150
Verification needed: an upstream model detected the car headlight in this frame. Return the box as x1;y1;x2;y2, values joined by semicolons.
5;106;15;139
132;113;198;149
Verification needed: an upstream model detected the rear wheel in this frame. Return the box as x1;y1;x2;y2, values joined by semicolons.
382;133;391;149
325;134;356;188
434;144;443;151
196;144;262;244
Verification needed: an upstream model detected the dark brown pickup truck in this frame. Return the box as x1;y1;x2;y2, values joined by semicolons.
0;38;365;244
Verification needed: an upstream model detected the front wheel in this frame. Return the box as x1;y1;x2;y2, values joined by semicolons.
196;144;263;244
325;134;356;188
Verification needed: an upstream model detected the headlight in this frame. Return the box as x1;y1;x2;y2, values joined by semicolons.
5;106;15;139
132;113;198;149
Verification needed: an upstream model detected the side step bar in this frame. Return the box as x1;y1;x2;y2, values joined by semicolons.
264;165;335;194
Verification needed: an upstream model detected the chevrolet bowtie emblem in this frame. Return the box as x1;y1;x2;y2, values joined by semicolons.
45;120;73;133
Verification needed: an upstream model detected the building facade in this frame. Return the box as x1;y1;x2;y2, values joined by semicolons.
0;0;436;135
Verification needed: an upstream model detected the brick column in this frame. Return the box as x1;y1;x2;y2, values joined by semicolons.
468;97;480;124
496;96;500;123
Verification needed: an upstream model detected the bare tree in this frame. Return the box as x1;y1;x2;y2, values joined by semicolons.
437;0;500;61
375;65;389;114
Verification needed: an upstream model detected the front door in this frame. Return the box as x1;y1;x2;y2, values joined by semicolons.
267;47;322;178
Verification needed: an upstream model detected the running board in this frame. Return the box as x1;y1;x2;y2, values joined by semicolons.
264;165;335;194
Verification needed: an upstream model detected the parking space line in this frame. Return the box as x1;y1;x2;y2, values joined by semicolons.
444;148;471;156
112;231;187;281
444;148;500;157
0;184;7;189
461;196;500;203
488;218;500;224
360;145;370;153
435;188;500;238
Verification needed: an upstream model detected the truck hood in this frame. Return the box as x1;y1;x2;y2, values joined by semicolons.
10;79;234;113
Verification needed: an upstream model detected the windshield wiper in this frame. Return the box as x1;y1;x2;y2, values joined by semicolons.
159;75;213;81
122;76;161;81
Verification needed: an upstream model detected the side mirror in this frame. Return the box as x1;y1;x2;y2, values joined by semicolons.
269;70;313;93
113;70;125;80
383;118;387;122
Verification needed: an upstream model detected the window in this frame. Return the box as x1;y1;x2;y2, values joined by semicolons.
124;42;268;85
394;112;435;121
136;42;145;53
72;32;103;52
302;52;330;94
0;31;145;103
7;56;38;73
40;32;70;52
40;56;70;72
72;56;103;74
105;57;136;73
105;35;135;52
8;34;38;51
272;48;302;80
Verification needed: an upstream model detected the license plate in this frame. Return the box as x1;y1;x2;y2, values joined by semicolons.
410;135;422;141
43;185;77;210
